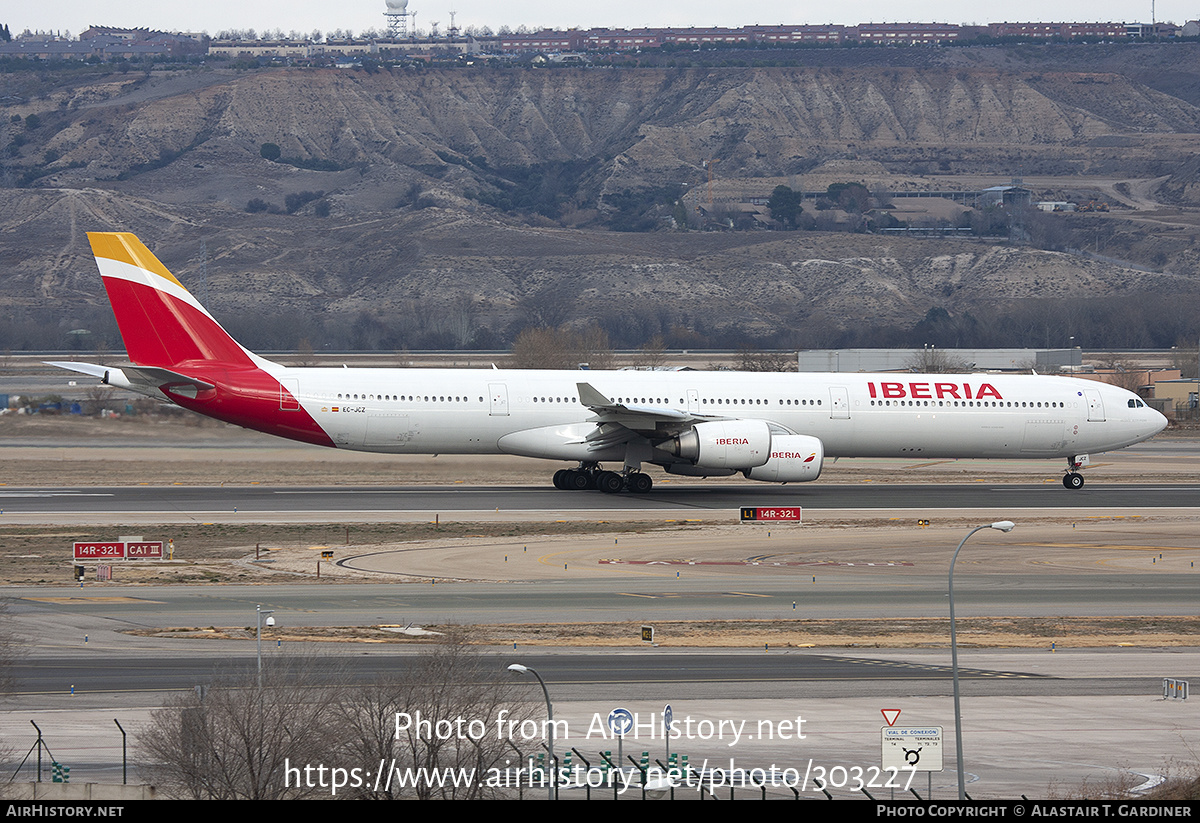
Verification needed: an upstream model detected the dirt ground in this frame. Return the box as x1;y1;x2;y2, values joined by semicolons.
124;616;1200;650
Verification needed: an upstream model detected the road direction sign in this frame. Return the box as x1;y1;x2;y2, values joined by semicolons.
882;727;943;772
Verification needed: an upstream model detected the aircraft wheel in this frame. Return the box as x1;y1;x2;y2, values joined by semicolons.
1063;472;1084;490
597;471;625;494
567;470;591;491
628;473;653;494
553;470;568;490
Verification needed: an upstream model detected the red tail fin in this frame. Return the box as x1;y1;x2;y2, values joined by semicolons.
88;232;254;369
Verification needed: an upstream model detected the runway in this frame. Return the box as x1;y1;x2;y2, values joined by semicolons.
2;481;1199;524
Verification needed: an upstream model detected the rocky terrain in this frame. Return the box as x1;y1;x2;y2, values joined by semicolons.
3;46;1200;352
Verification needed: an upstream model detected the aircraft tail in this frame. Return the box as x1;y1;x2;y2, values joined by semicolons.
88;232;257;370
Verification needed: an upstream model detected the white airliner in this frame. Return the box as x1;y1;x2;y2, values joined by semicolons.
50;232;1167;493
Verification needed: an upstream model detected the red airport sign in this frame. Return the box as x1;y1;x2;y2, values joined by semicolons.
73;541;164;560
73;542;126;560
126;541;164;559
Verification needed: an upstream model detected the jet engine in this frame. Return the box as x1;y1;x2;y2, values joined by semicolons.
665;420;771;469
743;434;824;483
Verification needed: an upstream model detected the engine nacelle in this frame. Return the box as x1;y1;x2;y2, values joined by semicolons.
663;464;739;478
667;420;771;470
743;435;824;483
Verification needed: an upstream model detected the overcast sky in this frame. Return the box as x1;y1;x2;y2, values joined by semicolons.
10;0;1193;38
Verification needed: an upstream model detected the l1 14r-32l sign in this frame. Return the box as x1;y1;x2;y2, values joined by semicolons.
740;507;802;522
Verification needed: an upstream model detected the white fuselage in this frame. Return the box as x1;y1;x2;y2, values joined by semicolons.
280;367;1165;462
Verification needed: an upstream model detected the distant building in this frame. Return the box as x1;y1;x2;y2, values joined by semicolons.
851;23;961;44
1036;201;1077;212
796;349;1081;373
500;29;586;53
208;40;315;59
0;36;94;59
980;186;1032;208
987;22;1127;39
0;26;203;60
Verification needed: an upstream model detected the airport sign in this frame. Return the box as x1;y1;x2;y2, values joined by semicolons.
881;726;943;772
73;541;164;560
740;507;802;522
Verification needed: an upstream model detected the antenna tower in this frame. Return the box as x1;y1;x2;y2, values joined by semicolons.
384;0;410;39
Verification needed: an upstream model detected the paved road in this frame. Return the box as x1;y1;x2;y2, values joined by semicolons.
10;650;1048;696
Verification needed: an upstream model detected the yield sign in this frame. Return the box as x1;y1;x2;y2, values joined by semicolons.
881;709;901;726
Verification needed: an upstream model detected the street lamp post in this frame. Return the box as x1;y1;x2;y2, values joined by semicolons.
256;604;275;686
949;521;1015;801
508;663;555;801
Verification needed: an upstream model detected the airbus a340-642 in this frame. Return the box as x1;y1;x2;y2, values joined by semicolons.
51;232;1167;494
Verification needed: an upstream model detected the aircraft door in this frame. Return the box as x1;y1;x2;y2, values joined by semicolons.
489;383;510;416
1085;389;1105;422
829;386;850;419
365;413;415;448
279;378;300;411
687;389;699;415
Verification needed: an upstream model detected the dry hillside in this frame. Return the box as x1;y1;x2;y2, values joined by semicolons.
3;52;1200;351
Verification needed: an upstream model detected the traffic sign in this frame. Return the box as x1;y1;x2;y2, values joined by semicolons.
882;727;943;772
608;708;633;737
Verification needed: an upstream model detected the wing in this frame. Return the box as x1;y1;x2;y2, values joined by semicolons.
576;381;712;451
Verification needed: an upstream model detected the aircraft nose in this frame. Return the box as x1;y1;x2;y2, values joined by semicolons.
1148;407;1168;437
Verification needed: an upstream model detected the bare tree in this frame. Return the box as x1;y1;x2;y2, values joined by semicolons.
511;327;575;370
139;658;338;799
905;348;969;374
294;338;317;368
0;602;16;698
511;325;613;370
1100;355;1146;392
577;325;614;371
82;384;115;416
1170;339;1199;379
0;602;19;773
638;334;667;369
737;346;796;372
333;639;537;800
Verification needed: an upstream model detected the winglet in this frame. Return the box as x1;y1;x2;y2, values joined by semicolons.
576;382;614;409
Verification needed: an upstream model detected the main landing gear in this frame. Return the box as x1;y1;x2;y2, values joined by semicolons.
1063;456;1085;490
553;464;653;494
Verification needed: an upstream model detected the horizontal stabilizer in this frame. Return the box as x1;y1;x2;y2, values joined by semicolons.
120;365;216;392
46;361;215;394
44;361;108;379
